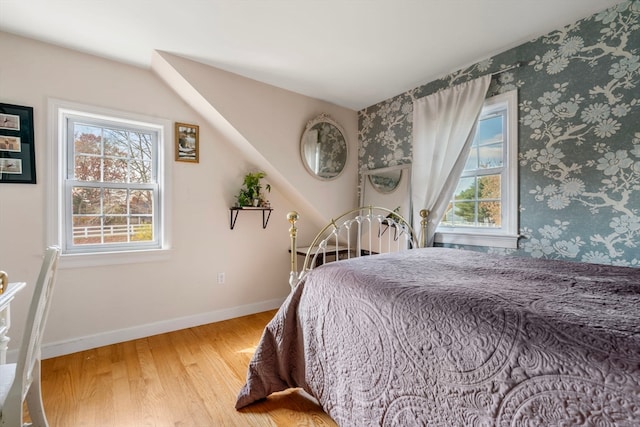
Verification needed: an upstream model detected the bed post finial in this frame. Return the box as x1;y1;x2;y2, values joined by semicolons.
287;211;299;224
419;209;429;248
288;211;299;289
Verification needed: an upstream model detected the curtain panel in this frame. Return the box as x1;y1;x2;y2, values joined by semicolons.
411;75;491;247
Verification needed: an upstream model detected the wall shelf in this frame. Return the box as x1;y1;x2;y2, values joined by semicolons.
229;207;273;230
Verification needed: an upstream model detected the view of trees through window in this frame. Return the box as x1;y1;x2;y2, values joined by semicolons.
70;123;155;246
441;112;505;228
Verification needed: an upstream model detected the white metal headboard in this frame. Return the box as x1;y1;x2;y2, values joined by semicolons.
288;206;427;289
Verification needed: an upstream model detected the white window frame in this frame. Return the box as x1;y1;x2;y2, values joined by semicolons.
435;89;518;249
47;99;172;268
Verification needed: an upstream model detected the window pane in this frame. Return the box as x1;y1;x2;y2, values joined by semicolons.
441;202;454;226
454;177;476;200
74;154;102;181
130;190;153;214
74;125;102;155
103;188;127;214
130;160;152;183
72;187;101;215
479;201;501;227
103;216;128;243
464;146;478;171
104;158;128;182
131;132;153;161
130;217;153;241
476;115;503;145
72;215;102;245
478;175;501;199
104;129;129;157
453;201;476;226
478;143;503;168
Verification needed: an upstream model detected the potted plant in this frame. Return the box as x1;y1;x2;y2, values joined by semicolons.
236;171;271;207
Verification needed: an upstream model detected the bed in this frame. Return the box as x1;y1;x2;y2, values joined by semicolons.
235;207;640;426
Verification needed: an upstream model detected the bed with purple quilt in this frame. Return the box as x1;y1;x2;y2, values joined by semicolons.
236;216;640;426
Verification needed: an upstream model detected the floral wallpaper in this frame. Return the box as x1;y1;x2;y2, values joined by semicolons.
358;1;640;266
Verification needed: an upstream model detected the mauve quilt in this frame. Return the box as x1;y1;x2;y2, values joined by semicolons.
236;248;640;426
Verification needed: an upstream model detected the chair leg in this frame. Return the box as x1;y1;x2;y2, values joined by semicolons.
24;361;48;427
0;393;24;427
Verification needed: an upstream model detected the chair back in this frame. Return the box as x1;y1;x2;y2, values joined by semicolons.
11;246;60;401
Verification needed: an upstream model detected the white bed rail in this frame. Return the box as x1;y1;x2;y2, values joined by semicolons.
288;206;427;289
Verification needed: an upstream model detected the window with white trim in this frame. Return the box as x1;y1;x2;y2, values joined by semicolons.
49;100;171;266
435;89;518;248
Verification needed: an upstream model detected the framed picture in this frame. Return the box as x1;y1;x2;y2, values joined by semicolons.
175;122;199;163
0;103;36;184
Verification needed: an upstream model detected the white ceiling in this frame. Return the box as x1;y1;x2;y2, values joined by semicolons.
0;0;622;110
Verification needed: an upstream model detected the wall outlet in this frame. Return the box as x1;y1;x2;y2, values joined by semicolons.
217;272;225;284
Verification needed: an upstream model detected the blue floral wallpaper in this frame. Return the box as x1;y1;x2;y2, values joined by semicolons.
358;1;640;266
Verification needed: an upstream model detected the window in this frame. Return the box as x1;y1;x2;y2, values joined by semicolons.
48;100;171;267
435;90;518;248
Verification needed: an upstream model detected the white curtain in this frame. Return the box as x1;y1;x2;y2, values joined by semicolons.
411;75;491;247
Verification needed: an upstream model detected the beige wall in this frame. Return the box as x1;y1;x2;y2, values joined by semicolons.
0;31;358;358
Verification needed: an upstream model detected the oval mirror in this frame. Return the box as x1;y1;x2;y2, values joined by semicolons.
300;114;347;180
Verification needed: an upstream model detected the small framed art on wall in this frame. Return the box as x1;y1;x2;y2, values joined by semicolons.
0;103;36;184
175;122;199;163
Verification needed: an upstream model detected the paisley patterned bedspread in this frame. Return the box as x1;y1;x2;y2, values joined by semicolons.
235;248;640;426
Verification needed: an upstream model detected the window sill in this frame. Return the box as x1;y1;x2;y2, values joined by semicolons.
59;248;172;269
434;231;519;249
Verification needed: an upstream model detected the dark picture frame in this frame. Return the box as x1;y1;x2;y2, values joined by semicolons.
0;103;36;184
175;122;199;163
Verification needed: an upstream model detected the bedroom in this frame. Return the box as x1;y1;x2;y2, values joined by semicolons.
0;0;638;425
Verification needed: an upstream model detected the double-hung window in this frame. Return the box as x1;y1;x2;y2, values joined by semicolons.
435;89;518;248
49;100;171;266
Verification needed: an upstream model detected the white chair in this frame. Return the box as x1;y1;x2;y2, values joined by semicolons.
0;246;60;427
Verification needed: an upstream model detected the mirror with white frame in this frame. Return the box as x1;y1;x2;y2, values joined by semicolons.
360;164;412;224
300;114;347;180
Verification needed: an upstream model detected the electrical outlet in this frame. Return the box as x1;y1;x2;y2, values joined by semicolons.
217;272;225;284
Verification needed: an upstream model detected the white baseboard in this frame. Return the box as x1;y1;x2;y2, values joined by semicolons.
6;298;284;362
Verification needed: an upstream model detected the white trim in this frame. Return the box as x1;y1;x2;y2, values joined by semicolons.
58;248;173;269
501;89;519;237
434;231;519;248
47;99;173;268
6;298;285;362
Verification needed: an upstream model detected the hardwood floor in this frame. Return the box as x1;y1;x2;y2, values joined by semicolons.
39;310;337;427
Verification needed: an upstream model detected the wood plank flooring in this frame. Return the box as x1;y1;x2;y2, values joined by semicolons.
39;310;337;427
